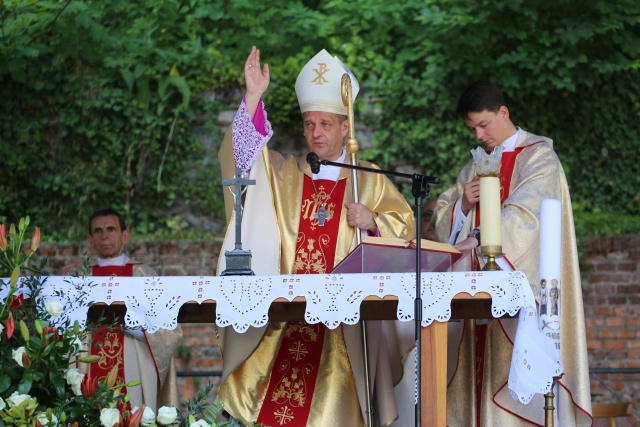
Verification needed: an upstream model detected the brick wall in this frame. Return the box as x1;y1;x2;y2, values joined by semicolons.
581;235;640;425
40;239;223;277
38;235;640;421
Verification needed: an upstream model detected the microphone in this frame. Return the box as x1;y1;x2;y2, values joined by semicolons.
306;152;321;174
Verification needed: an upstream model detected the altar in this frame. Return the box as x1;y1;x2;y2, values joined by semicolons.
31;270;538;426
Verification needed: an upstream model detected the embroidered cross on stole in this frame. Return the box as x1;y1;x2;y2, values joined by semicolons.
90;264;135;391
256;176;347;427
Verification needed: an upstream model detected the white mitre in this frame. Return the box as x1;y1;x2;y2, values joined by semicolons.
295;49;360;115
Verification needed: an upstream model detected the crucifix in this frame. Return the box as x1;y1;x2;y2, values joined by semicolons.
220;167;256;276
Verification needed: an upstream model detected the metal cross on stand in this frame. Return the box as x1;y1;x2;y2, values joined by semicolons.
220;167;256;276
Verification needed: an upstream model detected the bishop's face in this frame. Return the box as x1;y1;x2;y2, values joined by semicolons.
464;106;513;150
303;111;348;162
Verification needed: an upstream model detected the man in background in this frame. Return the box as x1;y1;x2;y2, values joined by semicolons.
60;208;181;412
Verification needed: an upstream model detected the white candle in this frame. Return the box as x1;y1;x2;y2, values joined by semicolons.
538;198;562;353
479;176;502;247
539;199;562;281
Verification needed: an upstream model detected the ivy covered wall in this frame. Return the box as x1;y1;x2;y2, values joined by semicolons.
2;0;639;239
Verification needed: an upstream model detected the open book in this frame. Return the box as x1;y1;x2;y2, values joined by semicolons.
332;236;462;274
362;236;461;255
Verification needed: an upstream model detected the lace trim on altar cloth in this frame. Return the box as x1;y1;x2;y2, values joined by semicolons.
3;270;560;404
12;271;531;333
232;99;273;177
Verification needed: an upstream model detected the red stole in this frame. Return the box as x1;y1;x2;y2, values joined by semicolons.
257;175;347;427
90;264;134;390
92;264;134;277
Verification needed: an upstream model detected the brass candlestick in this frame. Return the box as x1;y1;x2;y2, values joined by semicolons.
481;245;504;271
472;147;504;272
544;374;564;427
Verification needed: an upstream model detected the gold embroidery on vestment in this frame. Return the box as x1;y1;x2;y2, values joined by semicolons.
271;364;309;408
273;404;295;425
267;323;322;419
301;187;337;230
285;323;319;342
97;331;123;371
288;340;309;362
294;233;334;274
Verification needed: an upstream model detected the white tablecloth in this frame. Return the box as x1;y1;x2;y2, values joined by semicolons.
21;271;532;332
4;271;560;403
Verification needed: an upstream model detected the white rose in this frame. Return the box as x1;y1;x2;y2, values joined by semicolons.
12;347;27;367
0;397;6;410
141;407;156;426
100;408;121;427
64;368;84;396
7;391;31;407
45;298;64;318
36;411;59;426
131;406;156;426
189;420;210;427
156;406;178;425
71;336;83;353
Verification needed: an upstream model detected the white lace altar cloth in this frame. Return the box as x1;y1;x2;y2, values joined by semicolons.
21;270;533;333
4;270;551;403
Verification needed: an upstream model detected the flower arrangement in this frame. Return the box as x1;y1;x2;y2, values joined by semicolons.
0;216;135;426
0;218;233;427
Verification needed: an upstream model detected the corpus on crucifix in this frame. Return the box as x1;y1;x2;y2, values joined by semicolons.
220;167;256;276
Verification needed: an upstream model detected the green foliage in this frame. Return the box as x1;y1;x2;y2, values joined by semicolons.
0;216;42;279
183;384;232;426
574;208;640;237
1;0;227;240
175;343;191;361
1;0;639;239
322;0;640;219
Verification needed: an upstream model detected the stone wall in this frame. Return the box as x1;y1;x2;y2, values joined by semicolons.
38;235;640;421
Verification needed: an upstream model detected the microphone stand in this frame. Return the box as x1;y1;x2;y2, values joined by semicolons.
317;157;439;426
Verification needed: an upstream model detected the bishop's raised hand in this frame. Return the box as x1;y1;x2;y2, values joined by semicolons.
244;45;270;118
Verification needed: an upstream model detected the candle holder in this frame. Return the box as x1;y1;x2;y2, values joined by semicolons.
472;146;504;261
543;374;564;427
481;245;504;271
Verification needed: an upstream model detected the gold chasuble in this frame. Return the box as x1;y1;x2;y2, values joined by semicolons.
217;127;415;427
434;130;592;426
